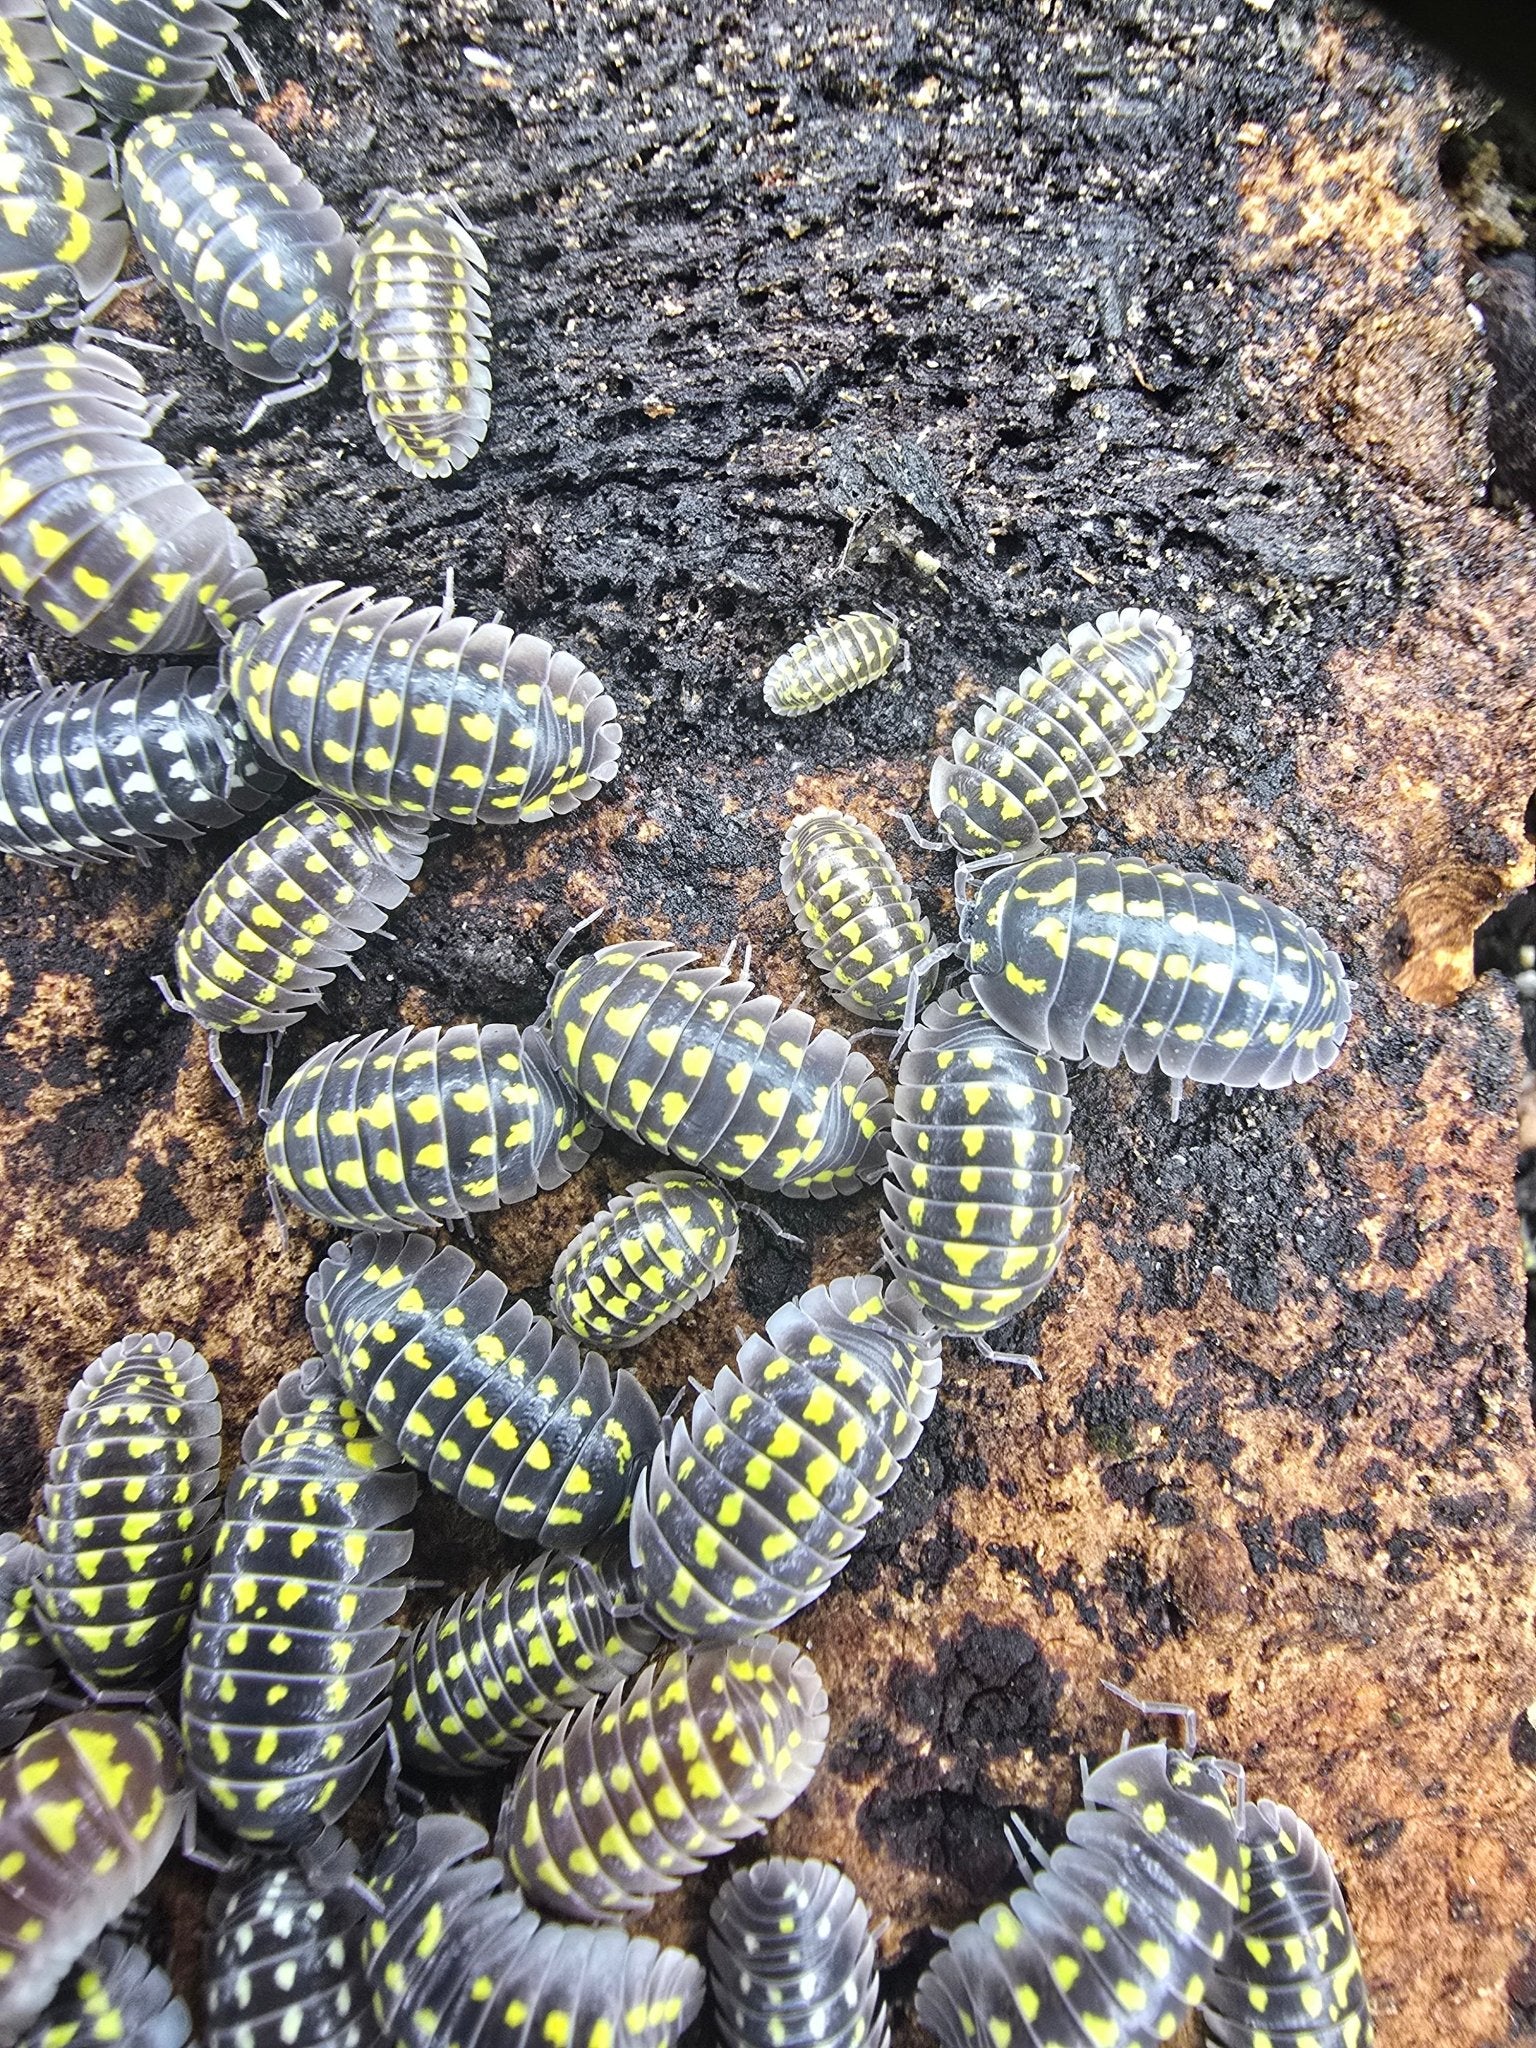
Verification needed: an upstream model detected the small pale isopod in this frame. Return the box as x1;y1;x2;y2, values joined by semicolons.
762;612;900;717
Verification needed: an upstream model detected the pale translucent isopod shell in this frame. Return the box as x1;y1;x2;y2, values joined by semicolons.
762;612;900;716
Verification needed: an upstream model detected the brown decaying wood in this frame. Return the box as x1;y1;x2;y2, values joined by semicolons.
0;2;1531;2045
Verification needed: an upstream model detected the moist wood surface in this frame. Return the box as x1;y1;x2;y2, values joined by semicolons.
0;1;1532;2042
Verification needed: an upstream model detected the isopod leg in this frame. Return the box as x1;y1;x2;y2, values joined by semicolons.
241;365;334;436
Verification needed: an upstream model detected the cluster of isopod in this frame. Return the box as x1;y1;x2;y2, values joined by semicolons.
0;0;1378;2042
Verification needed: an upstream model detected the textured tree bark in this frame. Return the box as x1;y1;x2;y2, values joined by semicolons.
0;0;1531;2042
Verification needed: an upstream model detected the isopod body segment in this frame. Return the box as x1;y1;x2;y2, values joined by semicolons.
43;0;252;119
169;795;427;1045
915;1734;1242;2048
306;1229;663;1551
929;607;1192;855
205;1832;374;2048
881;986;1076;1334
1202;1796;1373;2048
391;1550;657;1777
264;1021;599;1230
180;1367;415;1847
0;666;283;867
498;1635;829;1923
0;0;127;326
35;1331;222;1692
350;192;492;479
762;612;899;717
364;1813;705;2048
121;112;355;390
547;939;891;1198
961;852;1352;1098
548;1169;740;1349
0;1709;187;2045
226;582;621;824
0;341;268;652
626;1275;941;1641
13;1936;190;2048
708;1856;890;2048
780;807;937;1023
0;1538;54;1751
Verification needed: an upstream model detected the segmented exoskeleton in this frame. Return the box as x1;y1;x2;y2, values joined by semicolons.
43;0;255;119
881;986;1076;1335
0;1537;54;1751
0;1710;187;2045
262;1021;598;1230
205;1830;374;2048
961;852;1353;1111
226;582;621;824
708;1857;890;2048
180;1368;415;1847
121;113;355;403
0;341;268;652
35;1332;222;1693
167;796;428;1093
350;192;492;479
915;1718;1241;2048
626;1276;941;1641
1202;1797;1373;2048
548;1170;740;1349
306;1230;663;1551
928;608;1192;855
780;808;937;1023
0;0;127;330
547;940;891;1198
391;1550;657;1777
762;613;900;717
498;1635;829;1923
14;1936;190;2048
0;666;283;866
364;1813;705;2048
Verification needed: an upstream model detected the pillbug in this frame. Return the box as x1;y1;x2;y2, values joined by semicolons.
392;1549;658;1778
0;1538;54;1751
929;608;1192;855
0;1708;187;2044
914;1717;1242;2048
306;1229;663;1551
180;1366;415;1847
626;1274;941;1642
708;1856;890;2048
350;192;492;479
35;1331;222;1693
762;612;900;717
0;666;284;867
121;113;355;405
42;0;251;120
1203;1798;1373;2048
0;0;127;330
547;939;892;1198
881;986;1076;1336
263;1019;598;1230
167;796;427;1089
364;1812;705;2048
0;340;268;652
499;1634;830;1924
549;1170;740;1350
15;1936;190;2048
206;1831;373;2048
961;852;1353;1112
226;582;621;824
780;807;937;1024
